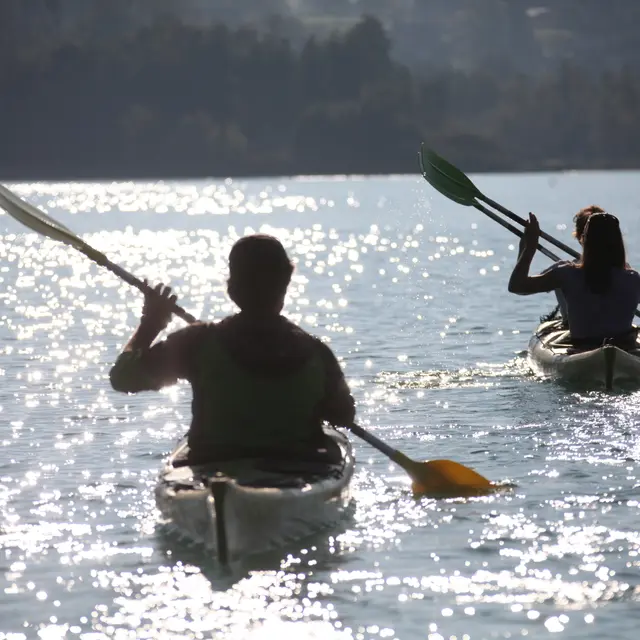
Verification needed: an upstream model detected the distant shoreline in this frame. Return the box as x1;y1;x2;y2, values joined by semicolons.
2;164;640;183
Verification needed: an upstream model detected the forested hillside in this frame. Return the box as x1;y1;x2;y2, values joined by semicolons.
2;1;640;178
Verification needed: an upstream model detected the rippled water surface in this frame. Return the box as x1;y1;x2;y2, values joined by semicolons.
2;172;640;639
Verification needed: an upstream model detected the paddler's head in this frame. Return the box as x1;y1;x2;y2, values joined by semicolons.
227;234;294;315
573;205;604;244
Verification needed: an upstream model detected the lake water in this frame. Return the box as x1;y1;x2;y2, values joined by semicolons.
1;172;640;639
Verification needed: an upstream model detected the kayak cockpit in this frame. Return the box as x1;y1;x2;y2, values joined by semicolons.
155;427;355;562
528;320;640;390
535;319;640;355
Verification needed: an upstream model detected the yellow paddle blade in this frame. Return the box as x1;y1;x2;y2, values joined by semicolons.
346;424;508;499
405;458;496;498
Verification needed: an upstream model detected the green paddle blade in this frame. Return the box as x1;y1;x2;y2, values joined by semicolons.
418;144;481;207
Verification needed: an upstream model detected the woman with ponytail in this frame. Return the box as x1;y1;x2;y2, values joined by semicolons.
508;212;640;343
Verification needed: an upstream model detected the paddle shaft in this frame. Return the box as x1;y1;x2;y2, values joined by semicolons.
0;186;197;324
473;202;563;263
478;194;581;260
346;423;399;460
83;246;197;324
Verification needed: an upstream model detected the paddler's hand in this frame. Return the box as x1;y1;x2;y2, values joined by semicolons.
519;212;540;254
141;280;178;331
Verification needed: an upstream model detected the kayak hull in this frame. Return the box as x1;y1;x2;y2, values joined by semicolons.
528;320;640;389
155;427;354;561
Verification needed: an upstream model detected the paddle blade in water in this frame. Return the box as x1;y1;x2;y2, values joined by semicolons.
419;144;480;207
407;458;496;498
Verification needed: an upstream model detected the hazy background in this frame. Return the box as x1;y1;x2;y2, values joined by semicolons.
3;0;640;179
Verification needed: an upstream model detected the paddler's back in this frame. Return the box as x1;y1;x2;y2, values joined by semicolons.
186;315;329;456
110;312;355;463
554;264;640;339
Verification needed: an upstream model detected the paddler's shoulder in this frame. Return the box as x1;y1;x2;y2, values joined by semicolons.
164;319;221;346
539;259;574;275
277;316;326;345
622;267;640;286
282;320;342;363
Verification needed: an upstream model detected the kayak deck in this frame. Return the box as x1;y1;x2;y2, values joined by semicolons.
155;427;354;561
528;320;640;389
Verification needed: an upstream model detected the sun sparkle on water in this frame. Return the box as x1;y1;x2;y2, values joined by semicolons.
2;175;640;638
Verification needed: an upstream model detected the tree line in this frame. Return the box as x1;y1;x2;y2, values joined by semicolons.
2;14;640;179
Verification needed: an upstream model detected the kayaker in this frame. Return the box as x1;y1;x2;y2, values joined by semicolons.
509;212;640;345
109;234;356;464
539;205;604;325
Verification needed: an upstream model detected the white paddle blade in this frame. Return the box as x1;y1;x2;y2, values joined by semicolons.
0;183;86;251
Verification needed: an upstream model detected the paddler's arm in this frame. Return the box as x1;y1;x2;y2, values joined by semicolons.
318;342;356;426
508;213;560;295
109;282;194;393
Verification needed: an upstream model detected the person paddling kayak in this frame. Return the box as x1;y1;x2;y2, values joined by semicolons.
509;212;640;346
539;205;604;325
109;234;356;464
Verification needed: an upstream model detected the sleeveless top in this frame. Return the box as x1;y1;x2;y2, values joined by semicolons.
541;260;573;321
548;263;640;339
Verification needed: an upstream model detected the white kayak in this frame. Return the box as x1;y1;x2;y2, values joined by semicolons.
528;319;640;389
155;427;354;562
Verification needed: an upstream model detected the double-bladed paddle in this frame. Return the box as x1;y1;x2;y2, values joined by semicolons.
347;423;495;497
418;144;640;321
0;182;498;498
418;144;580;260
0;184;197;324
